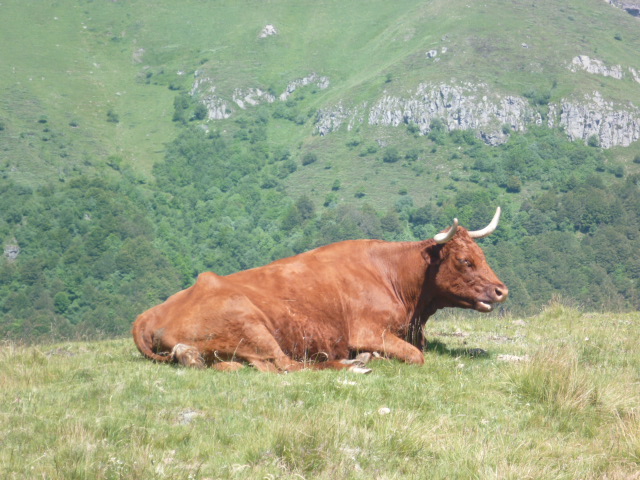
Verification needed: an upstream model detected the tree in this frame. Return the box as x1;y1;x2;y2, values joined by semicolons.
193;103;208;121
295;195;315;220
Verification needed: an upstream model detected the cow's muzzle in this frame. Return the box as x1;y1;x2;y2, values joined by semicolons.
475;284;509;312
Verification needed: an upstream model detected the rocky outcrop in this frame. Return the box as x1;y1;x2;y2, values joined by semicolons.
259;24;278;38
316;83;640;148
550;91;640;148
191;67;640;148
604;0;640;17
4;244;20;261
565;57;640;146
570;55;624;79
316;83;540;145
316;83;535;145
279;74;330;101
315;101;367;136
192;72;328;119
368;84;539;143
191;71;232;119
569;55;640;84
232;88;275;109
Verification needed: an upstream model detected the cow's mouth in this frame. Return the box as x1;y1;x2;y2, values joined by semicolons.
475;300;494;312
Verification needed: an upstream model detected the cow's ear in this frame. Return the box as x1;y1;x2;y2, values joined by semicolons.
421;243;441;265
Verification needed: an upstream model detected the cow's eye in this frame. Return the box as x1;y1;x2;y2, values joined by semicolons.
460;258;472;267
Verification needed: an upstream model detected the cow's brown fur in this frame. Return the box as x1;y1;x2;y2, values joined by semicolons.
132;227;507;372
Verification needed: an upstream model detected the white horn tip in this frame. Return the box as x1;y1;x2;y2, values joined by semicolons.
469;207;501;239
434;218;459;243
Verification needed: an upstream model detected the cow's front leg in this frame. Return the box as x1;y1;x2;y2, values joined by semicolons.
351;330;424;365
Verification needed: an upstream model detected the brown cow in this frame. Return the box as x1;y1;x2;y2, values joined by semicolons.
132;207;508;373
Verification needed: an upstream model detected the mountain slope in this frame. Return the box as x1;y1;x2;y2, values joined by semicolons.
1;0;639;340
1;0;639;187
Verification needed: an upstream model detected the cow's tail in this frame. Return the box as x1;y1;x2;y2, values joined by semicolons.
131;315;173;363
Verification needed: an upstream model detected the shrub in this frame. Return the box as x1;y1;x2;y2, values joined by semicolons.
405;148;420;161
406;123;420;136
106;109;120;124
587;135;600;148
524;89;551;106
302;152;318;166
382;147;400;163
323;192;338;207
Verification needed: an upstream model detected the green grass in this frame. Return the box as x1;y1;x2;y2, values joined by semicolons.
2;306;639;479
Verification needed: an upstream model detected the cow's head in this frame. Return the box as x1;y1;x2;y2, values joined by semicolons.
429;207;508;312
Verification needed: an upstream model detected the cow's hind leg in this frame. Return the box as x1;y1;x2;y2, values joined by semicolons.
228;324;372;373
171;343;205;368
218;321;306;373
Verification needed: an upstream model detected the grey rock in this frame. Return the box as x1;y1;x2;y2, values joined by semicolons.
4;244;20;260
552;91;640;148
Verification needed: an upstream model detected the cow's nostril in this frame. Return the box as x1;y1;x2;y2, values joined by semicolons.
494;286;508;301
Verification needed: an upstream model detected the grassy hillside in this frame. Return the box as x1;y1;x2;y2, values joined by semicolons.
2;306;639;479
1;0;639;187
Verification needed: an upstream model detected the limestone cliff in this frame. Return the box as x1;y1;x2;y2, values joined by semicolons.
549;92;640;148
604;0;640;17
366;83;539;146
191;70;640;148
315;83;540;146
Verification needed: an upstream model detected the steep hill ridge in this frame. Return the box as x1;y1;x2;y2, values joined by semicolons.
1;0;640;187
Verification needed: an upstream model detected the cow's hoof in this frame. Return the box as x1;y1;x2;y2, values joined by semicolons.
349;365;372;374
213;361;245;372
171;343;205;368
340;352;373;367
354;352;372;365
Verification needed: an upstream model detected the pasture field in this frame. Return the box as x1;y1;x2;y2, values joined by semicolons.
1;304;639;479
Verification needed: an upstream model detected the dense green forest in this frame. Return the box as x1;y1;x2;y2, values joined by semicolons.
1;110;638;340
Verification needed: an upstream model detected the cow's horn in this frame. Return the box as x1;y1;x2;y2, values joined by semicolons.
469;207;501;239
433;218;459;244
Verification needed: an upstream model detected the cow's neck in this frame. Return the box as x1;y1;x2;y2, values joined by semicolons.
407;240;448;347
373;240;434;317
